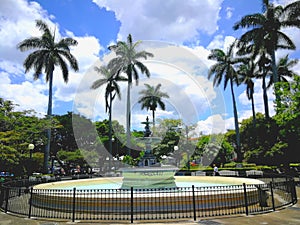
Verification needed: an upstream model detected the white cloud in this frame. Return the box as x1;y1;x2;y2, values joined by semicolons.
0;80;48;115
0;0;103;116
225;7;234;19
195;114;227;135
0;0;53;63
93;0;223;43
207;35;236;50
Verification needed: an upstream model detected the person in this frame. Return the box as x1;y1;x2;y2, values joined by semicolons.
213;164;219;176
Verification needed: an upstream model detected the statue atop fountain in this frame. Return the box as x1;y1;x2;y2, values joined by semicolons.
120;116;178;189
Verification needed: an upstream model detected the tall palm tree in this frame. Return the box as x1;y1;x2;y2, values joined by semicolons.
208;42;245;162
91;65;124;162
237;58;258;125
236;36;272;119
108;34;154;155
138;83;169;129
233;0;300;101
17;20;79;173
257;51;272;119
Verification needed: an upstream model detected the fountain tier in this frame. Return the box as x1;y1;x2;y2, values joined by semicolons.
120;166;178;189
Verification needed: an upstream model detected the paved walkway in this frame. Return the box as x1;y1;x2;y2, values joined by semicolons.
1;187;300;225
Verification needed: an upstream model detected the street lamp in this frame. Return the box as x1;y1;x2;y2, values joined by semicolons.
174;146;179;167
28;143;34;159
28;144;34;176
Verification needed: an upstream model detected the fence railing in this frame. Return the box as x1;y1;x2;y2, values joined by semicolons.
0;177;297;223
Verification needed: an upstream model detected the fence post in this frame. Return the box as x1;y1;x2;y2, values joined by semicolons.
270;182;275;211
131;187;133;224
290;179;297;204
192;185;196;221
0;183;3;207
243;183;249;216
4;187;9;213
28;187;33;218
72;188;76;222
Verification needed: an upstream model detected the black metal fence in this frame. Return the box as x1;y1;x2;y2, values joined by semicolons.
0;177;297;223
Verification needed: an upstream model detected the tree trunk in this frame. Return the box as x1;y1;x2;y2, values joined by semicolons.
230;78;242;162
271;50;281;110
44;71;53;174
152;109;155;130
262;74;270;119
126;81;131;155
108;91;113;170
251;95;256;127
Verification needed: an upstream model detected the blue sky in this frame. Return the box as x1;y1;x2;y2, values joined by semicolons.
1;0;299;135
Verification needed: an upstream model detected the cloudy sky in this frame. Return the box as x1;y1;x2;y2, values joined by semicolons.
1;0;300;135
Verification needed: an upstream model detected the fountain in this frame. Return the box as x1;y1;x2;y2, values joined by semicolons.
120;116;178;189
30;117;266;218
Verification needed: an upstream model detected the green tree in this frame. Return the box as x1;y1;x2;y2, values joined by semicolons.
153;119;181;159
274;74;300;165
138;83;169;128
0;99;52;175
17;20;79;173
108;34;154;155
208;42;245;162
195;134;233;166
239;113;280;165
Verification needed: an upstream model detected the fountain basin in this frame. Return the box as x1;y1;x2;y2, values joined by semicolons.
31;176;265;213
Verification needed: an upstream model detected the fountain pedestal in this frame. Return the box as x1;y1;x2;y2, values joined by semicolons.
120;117;178;189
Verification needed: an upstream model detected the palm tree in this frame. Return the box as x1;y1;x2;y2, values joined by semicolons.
91;65;124;162
236;36;272;119
138;83;169;129
233;0;300;101
237;58;258;125
108;34;154;155
208;42;245;162
257;51;272;119
17;20;79;173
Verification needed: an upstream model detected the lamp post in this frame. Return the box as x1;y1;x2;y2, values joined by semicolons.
28;144;34;176
174;146;179;167
28;143;34;159
51;156;55;175
106;156;110;173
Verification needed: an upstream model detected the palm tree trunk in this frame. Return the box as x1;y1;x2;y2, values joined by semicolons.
152;110;155;131
271;50;281;110
108;92;113;170
230;79;242;162
251;95;256;127
126;82;131;155
271;50;278;83
262;73;270;119
44;71;53;174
